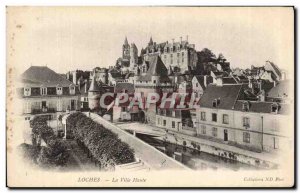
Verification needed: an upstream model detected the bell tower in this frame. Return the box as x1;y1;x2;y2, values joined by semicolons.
122;36;130;60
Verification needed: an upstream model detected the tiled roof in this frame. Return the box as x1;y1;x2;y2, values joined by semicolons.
21;66;73;87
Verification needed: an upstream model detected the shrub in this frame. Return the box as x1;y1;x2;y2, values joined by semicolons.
29;115;69;167
67;112;135;168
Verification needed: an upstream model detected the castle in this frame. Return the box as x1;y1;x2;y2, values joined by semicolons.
119;36;197;75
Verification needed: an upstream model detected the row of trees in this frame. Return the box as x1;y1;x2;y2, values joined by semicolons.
66;112;135;170
18;116;69;168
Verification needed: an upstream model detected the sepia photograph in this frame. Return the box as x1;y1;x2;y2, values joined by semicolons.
6;6;295;188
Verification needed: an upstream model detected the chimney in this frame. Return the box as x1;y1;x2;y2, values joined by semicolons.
259;90;265;102
72;71;77;85
84;80;88;93
273;81;277;87
172;38;175;44
186;35;189;42
180;36;182;43
216;77;223;86
248;79;252;88
204;75;207;88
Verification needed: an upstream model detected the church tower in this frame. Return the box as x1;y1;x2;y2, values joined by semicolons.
122;37;130;61
88;76;101;110
130;43;138;70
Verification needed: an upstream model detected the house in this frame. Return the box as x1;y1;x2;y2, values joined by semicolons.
191;75;213;98
196;83;292;153
156;101;194;135
18;66;81;121
134;55;174;125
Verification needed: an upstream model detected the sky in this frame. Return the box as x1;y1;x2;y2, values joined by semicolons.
7;7;294;74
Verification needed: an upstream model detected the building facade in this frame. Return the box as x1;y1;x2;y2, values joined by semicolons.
18;66;81;121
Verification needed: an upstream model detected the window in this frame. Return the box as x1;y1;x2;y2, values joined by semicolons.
25;117;30;121
195;83;199;87
271;103;278;113
243;132;250;143
212;100;217;107
153;80;156;84
212;113;217;122
56;87;62;95
201;125;206;134
41;87;47;95
242;101;249;111
24;101;31;114
223;114;229;124
122;107;126;112
172;121;175;128
57;100;62;111
24;88;31;96
163;120;166;126
243;117;250;127
200;112;206;121
212;127;218;137
69;86;75;95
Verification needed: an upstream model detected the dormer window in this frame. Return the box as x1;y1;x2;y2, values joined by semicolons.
242;101;250;112
69;86;75;95
24;87;31;96
212;98;220;107
271;103;279;114
41;87;47;96
212;99;217;107
56;87;62;95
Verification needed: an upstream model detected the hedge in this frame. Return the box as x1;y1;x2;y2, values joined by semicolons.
29;116;69;167
67;112;135;168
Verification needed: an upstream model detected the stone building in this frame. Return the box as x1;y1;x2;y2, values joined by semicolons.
195;83;292;153
18;66;81;121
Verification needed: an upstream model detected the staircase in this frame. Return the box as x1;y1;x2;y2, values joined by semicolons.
115;159;151;172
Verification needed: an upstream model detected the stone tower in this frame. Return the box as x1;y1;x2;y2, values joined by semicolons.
88;76;101;110
130;43;138;70
122;37;130;61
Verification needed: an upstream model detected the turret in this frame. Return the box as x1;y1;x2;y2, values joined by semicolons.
88;76;101;110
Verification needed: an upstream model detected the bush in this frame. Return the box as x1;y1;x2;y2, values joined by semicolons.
29;115;69;167
67;112;135;168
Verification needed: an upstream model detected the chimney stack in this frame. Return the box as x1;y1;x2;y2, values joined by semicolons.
186;35;189;42
204;75;207;88
172;38;175;44
180;36;182;43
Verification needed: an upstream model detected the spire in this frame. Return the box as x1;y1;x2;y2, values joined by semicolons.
89;76;100;92
149;36;153;45
124;36;129;46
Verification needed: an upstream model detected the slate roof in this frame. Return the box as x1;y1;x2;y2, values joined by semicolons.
199;84;291;115
136;55;170;83
89;76;100;92
267;80;291;98
199;84;243;110
194;75;213;89
115;82;135;94
21;66;73;87
223;77;238;84
234;100;291;115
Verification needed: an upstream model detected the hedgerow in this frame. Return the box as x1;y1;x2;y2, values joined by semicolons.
66;112;135;169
